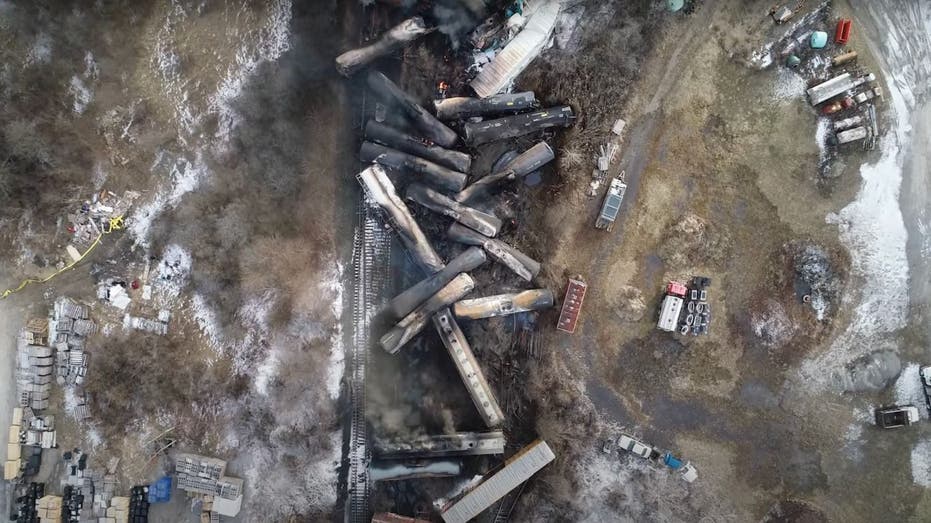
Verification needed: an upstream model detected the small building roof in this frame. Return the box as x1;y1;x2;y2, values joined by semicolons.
211;494;242;517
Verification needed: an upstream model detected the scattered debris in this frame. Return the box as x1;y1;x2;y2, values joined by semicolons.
470;0;561;98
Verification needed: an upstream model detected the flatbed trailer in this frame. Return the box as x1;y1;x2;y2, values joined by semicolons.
594;177;628;231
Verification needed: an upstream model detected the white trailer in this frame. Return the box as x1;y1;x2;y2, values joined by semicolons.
657;295;684;332
837;126;868;144
807;73;875;106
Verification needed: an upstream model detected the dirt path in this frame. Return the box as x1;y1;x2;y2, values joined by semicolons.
550;0;724;419
0;287;31;518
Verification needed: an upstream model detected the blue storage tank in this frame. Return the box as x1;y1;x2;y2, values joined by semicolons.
663;453;684;470
148;476;172;503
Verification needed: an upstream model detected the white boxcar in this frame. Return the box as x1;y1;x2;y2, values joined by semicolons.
441;440;555;523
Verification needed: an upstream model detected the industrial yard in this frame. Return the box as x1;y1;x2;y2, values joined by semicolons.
0;0;930;522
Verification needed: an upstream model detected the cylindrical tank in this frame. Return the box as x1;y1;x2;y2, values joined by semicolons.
360;142;467;193
385;247;486;321
336;17;433;77
365;120;472;172
366;71;458;147
380;274;474;354
447;222;541;281
406;184;502;237
453;289;555;320
434;92;537;120
357;164;445;273
462;106;574;146
456;141;554;203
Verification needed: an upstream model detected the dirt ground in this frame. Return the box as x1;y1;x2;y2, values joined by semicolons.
506;0;931;521
2;0;928;521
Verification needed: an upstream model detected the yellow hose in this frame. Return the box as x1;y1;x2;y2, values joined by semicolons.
1;215;125;299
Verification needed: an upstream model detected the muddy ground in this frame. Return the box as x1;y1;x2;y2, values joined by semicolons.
503;0;931;521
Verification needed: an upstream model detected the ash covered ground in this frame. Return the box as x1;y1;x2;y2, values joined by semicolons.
0;0;929;522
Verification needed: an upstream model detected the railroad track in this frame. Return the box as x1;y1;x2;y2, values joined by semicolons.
346;202;391;523
491;481;527;523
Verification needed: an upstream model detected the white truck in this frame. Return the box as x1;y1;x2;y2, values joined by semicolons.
874;405;920;429
617;434;656;460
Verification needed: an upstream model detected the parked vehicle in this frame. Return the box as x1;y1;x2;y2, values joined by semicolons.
875;405;920;429
657;295;684;332
617;434;654;460
594;177;628;231
920;366;931;414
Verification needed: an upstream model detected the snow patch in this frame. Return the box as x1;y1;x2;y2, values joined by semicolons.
911;439;931;487
895;363;927;417
26;33;52;65
193;293;225;353
254;352;278;396
83;51;99;80
153;243;193;299
772;68;806;101
325;263;344;400
210;0;293;147
800;18;915;389
69;75;93;114
815;117;831;164
240;429;341;517
129;152;210;247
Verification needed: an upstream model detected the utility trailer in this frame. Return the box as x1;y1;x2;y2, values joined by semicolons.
594;178;628;231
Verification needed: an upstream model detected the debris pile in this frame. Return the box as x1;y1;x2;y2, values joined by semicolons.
336;2;571;518
65;190;138;251
790;242;843;321
123;309;171;336
760;6;882;171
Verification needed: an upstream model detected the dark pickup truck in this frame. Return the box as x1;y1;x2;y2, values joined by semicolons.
875;405;920;429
